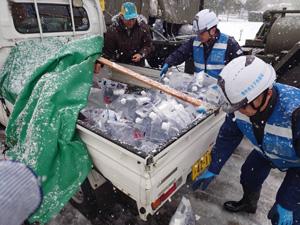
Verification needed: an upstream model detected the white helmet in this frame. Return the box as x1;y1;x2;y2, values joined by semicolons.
217;55;276;113
192;9;218;34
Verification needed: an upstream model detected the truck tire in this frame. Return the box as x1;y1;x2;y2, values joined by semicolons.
70;178;99;221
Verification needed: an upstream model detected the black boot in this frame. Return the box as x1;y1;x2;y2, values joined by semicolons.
223;187;261;213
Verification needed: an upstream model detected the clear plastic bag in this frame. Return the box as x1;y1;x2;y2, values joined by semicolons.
169;196;196;225
204;84;223;106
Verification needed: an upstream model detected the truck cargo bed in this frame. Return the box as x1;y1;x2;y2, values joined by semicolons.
77;109;214;159
76;64;225;220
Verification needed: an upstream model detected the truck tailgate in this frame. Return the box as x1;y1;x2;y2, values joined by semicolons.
76;108;225;220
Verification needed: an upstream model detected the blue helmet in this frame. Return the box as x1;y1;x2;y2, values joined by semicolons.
120;2;138;20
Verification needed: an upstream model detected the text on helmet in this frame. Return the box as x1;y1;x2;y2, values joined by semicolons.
240;73;264;97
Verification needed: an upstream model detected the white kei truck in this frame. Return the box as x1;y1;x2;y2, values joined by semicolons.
0;0;225;222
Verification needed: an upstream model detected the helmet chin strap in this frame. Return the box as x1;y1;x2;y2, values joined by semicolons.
250;89;269;115
208;28;214;39
207;27;218;44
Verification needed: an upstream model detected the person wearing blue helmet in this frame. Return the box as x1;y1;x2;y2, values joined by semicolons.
95;2;154;72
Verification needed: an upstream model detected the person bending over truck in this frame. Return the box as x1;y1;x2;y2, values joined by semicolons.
160;9;243;79
94;2;154;73
193;55;300;225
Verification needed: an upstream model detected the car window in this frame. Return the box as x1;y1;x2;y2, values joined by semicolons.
11;3;89;33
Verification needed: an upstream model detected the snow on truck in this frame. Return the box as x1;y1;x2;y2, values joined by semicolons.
0;0;224;223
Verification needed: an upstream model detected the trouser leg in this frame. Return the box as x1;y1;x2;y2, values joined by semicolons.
223;150;272;213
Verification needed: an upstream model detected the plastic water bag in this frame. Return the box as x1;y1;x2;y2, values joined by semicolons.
169;197;196;225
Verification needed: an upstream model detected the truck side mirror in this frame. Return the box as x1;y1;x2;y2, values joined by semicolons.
72;0;83;7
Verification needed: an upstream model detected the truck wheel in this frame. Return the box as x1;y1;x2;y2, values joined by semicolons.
70;178;98;221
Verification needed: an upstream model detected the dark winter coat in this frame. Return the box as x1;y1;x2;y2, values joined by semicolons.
103;15;154;66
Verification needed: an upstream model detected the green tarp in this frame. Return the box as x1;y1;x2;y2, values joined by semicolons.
0;35;103;223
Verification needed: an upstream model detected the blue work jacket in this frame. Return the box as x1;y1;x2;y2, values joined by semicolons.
234;83;300;170
193;33;229;78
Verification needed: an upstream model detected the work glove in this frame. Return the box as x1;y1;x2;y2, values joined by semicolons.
268;204;293;225
196;105;207;114
192;169;216;191
160;63;169;78
196;82;225;114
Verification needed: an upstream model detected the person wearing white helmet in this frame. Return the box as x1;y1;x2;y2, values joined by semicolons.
193;55;300;225
160;9;243;79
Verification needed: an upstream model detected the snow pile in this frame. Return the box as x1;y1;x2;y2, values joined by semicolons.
218;16;262;45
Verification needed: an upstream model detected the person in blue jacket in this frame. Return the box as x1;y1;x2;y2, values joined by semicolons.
193;55;300;225
160;9;243;79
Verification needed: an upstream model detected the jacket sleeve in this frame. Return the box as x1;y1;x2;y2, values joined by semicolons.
224;36;243;65
208;113;244;175
103;26;118;60
139;24;154;58
275;108;300;210
164;37;194;66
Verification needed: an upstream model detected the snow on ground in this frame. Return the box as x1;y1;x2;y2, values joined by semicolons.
218;15;263;46
48;139;282;225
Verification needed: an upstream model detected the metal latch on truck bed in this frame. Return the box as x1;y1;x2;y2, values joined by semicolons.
87;169;107;190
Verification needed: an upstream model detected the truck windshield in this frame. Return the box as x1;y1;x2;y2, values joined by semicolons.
11;3;89;33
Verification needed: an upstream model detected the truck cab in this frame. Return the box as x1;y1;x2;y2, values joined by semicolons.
0;0;106;125
0;0;105;70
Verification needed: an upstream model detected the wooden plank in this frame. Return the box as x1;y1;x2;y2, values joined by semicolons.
97;57;203;107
